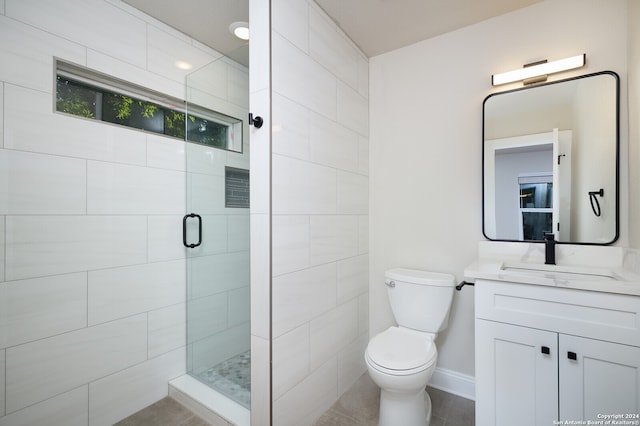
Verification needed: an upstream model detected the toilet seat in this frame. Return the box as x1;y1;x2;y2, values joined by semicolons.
366;327;437;376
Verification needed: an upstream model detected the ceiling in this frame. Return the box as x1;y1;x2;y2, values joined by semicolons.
123;0;542;63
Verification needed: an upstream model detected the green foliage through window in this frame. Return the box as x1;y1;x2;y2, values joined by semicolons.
56;75;241;152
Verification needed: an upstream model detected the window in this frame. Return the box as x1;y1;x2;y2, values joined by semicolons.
55;60;243;152
518;174;553;241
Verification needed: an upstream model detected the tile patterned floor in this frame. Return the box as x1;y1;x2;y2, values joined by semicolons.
120;373;474;426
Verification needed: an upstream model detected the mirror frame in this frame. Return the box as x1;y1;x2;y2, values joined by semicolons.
482;71;620;245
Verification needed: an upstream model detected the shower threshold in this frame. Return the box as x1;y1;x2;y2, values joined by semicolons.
169;373;250;426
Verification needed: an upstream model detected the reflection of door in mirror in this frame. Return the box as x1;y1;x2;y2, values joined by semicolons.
486;130;572;241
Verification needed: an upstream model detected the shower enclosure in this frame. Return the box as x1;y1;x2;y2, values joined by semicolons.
182;46;251;410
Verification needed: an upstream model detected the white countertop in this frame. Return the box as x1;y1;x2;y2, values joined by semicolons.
464;242;640;296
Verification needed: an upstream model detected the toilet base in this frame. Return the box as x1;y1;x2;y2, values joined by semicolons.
379;388;432;426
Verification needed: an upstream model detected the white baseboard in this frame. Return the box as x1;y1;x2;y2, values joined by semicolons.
429;367;475;401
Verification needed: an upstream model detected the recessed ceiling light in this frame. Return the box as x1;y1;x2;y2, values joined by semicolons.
229;21;249;40
174;61;193;70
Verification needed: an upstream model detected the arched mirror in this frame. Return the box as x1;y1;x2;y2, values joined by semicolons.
483;71;619;244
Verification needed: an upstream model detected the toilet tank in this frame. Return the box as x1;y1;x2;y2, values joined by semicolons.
385;268;455;333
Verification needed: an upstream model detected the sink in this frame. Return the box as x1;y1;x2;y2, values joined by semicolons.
501;263;619;281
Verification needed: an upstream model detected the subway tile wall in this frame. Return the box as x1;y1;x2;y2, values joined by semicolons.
0;0;248;424
270;0;370;425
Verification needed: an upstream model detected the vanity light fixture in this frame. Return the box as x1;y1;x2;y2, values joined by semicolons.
492;54;586;86
229;21;249;40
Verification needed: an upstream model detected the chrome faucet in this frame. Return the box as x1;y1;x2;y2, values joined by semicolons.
544;232;556;265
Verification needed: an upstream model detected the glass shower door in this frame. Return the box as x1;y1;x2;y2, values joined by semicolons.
183;47;251;408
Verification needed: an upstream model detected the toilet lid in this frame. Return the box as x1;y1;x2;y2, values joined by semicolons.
367;327;436;371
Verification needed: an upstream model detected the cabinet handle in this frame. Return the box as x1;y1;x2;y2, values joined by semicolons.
541;346;550;355
567;351;577;360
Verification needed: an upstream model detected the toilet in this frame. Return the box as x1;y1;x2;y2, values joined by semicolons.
365;268;455;426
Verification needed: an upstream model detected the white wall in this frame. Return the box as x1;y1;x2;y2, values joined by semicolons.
269;0;370;424
369;0;629;384
0;0;241;424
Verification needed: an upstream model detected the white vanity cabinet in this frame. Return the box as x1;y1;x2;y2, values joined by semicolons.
475;279;640;426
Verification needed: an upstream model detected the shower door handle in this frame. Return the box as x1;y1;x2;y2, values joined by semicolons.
183;213;202;248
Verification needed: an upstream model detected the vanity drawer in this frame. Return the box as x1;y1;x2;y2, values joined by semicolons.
475;279;640;347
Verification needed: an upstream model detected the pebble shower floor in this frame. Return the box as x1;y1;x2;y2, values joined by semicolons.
194;350;251;408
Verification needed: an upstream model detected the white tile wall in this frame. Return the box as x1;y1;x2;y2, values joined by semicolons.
0;349;4;417
0;273;87;348
87;161;185;215
272;154;337;214
250;214;270;340
148;25;219;85
272;215;310;276
308;4;360;90
148;215;187;262
272;263;337;338
192;323;250;373
358;135;370;176
0;149;87;215
309;298;359;370
188;173;225;214
148;303;186;359
5;215;147;281
89;348;185;426
88;259;186;325
0;386;88;426
271;1;370;422
337;81;369;136
86;49;185;101
227;61;250;109
309;215;358;265
337;333;369;395
272;32;337;119
337;255;369;304
4;84;147;166
147;135;186;171
0;83;4;148
358;293;369;336
187;293;228;343
0;217;4;282
273;358;338;426
272;93;311;161
188;58;246;110
250;335;270;426
337;171;369;214
190;251;250;299
228;286;251;327
272;0;309;54
228;215;250;252
186;143;228;176
5;314;147;413
273;324;310;400
6;0;147;69
0;0;249;423
186;215;228;257
358;215;370;254
0;15;86;93
309;112;359;172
